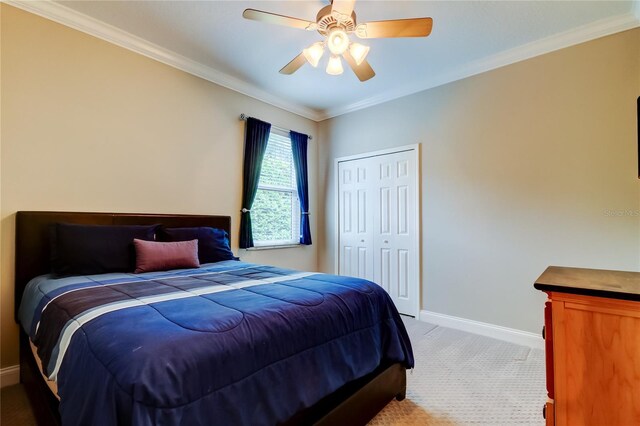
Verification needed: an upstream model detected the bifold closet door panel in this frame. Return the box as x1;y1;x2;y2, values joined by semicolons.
338;158;374;281
371;150;418;316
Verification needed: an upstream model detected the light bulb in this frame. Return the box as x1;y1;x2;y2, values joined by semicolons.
349;43;370;66
303;42;324;68
327;29;349;55
326;55;344;75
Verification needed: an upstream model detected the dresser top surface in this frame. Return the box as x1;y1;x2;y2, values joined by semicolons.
534;266;640;302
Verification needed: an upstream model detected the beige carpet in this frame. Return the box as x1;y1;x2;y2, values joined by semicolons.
1;382;37;426
1;319;544;425
369;317;545;425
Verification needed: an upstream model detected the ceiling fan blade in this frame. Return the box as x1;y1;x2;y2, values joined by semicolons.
280;53;307;75
356;17;433;38
243;9;317;31
331;0;355;20
343;51;375;82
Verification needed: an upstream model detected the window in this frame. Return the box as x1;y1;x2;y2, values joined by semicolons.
251;130;300;247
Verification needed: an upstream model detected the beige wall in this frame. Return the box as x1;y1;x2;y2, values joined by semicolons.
0;5;319;368
318;28;640;334
2;4;639;370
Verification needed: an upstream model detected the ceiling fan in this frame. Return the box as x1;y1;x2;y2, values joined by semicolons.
243;0;433;82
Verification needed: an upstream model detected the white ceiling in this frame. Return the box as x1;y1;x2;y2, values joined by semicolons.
18;1;640;120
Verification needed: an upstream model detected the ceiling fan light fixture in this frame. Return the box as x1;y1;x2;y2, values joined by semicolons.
349;43;370;66
303;42;324;68
243;2;434;82
327;28;349;55
326;55;344;75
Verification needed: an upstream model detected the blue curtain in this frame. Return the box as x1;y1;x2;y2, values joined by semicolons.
290;131;312;245
239;117;271;248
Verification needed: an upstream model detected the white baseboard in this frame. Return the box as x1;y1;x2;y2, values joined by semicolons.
0;365;20;388
419;310;544;350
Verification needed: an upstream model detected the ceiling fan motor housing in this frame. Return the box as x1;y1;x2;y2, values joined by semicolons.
316;5;357;35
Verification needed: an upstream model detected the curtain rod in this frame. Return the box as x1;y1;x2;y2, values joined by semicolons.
239;114;313;140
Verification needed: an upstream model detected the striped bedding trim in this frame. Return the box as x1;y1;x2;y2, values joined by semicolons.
39;271;314;381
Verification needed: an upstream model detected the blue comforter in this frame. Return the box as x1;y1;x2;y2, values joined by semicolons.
19;261;414;425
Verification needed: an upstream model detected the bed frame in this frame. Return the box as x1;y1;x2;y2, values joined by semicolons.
14;211;406;426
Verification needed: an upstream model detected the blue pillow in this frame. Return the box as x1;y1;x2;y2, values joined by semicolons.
51;223;158;276
159;227;238;264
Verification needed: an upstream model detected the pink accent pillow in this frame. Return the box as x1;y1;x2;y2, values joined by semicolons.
133;239;200;273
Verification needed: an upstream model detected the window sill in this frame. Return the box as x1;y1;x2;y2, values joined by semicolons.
245;243;301;251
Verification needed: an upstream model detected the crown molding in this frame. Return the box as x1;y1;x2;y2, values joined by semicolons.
319;11;640;120
5;1;639;123
4;0;324;122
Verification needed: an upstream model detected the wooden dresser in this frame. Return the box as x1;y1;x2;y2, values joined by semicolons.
534;266;640;426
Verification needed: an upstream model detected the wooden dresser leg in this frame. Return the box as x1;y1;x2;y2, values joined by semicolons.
545;400;555;426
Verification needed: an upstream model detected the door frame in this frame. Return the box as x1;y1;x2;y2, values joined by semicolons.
334;144;421;317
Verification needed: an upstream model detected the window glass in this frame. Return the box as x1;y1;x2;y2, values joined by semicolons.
252;131;299;246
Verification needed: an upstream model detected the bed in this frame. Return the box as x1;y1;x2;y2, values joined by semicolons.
14;211;413;425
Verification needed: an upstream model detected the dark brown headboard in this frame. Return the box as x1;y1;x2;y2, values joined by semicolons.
15;211;232;321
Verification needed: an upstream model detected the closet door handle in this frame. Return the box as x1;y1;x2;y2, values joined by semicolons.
360;239;365;243
383;240;389;244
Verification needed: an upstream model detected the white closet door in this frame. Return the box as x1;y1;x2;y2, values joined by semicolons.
371;150;418;316
338;159;374;281
337;147;419;317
